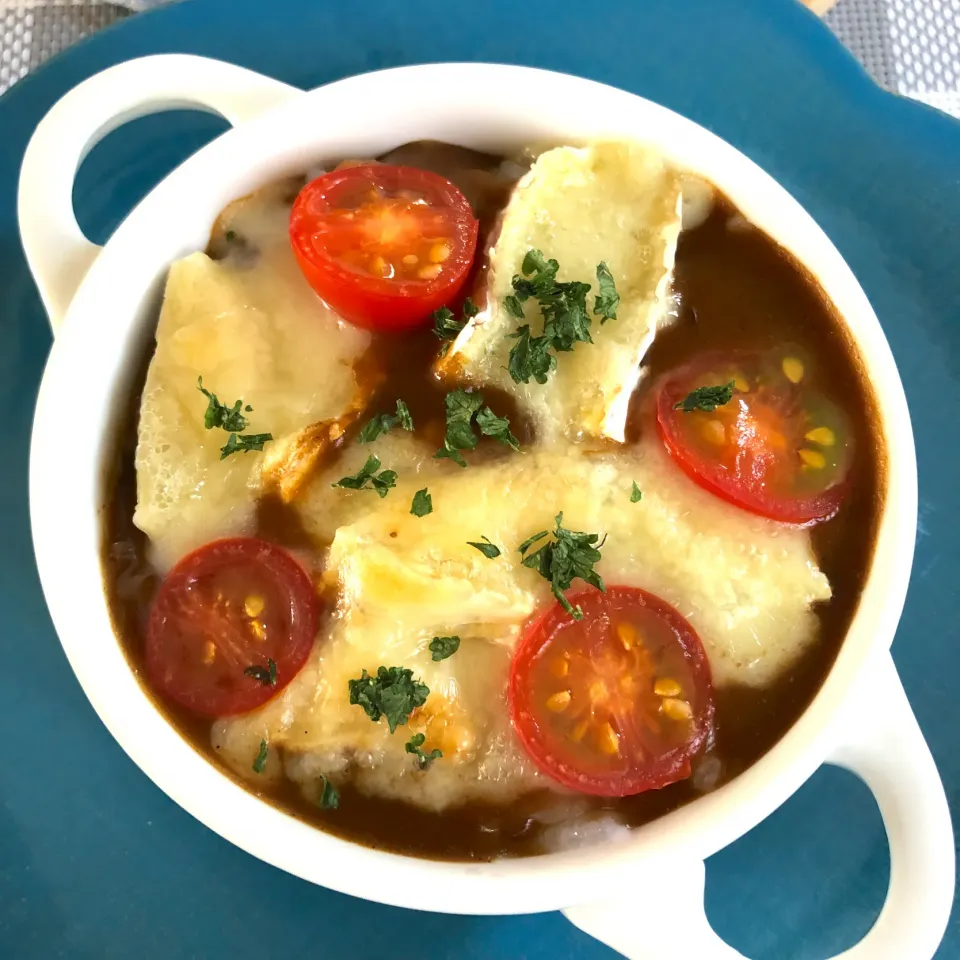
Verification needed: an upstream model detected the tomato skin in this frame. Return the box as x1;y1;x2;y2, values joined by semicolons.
289;164;479;332
145;538;319;717
656;352;852;525
509;587;714;797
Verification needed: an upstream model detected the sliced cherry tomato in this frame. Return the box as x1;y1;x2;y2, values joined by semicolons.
656;351;853;524
145;538;319;717
289;164;479;331
509;586;714;797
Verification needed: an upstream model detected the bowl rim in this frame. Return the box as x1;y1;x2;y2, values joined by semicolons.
27;61;917;914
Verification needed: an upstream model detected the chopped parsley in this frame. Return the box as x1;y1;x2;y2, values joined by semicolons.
243;658;277;686
505;249;620;384
252;739;269;774
475;407;520;451
396;400;414;431
358;399;414;443
348;666;429;733
411;488;433;517
507;325;556;385
198;377;249;432
219;432;273;460
435;389;483;466
594;262;620;323
467;536;501;559
432;297;478;357
674;381;735;413
630;482;643;503
434;388;520;466
331;455;398;498
318;776;340;810
429;636;461;661
198;377;273;460
405;733;443;770
518;512;606;620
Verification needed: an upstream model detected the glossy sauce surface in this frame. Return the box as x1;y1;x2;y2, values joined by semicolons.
103;142;883;860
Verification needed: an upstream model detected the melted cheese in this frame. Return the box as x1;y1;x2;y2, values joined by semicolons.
131;145;836;820
214;438;829;810
134;187;370;570
442;142;682;443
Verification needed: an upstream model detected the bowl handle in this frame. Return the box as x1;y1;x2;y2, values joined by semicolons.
563;653;955;959
17;54;301;334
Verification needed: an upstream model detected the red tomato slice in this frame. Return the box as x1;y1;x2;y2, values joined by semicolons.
656;351;853;524
145;538;319;717
509;586;714;797
289;164;479;331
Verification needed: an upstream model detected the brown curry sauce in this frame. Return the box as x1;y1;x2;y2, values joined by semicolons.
102;142;883;861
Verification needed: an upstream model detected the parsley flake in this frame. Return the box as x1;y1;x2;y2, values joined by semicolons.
432;306;463;341
332;455;398;498
198;377;249;432
475;407;520;451
358;399;415;443
518;512;606;620
675;381;735;413
630;482;643;503
348;666;429;733
199;378;273;460
505;250;622;383
411;488;433;517
252;739;269;774
243;658;277;686
434;389;483;466
405;732;443;769
594;262;620;323
429;636;461;661
507;325;556;385
318;775;340;809
434;389;520;466
220;432;273;460
517;529;550;554
433;298;478;357
467;536;501;559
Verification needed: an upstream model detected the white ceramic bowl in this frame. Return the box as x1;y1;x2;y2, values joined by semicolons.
20;56;955;960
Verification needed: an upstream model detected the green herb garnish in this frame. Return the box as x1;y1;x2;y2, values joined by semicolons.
332;455;398;498
348;666;429;733
318;775;340;809
358;399;414;443
405;732;443;769
219;432;273;460
429;636;461;661
518;512;606;620
594;262;620;323
674;381;735;413
475;407;520;451
507;325;556;385
199;377;274;459
435;389;483;466
467;536;501;559
243;658;277;687
432;306;461;340
411;488;433;517
630;482;643;503
198;376;249;432
505;250;620;383
434;389;520;466
432;298;478;357
253;739;269;774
